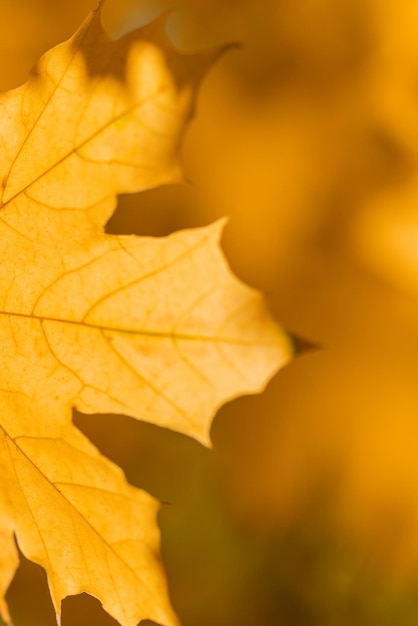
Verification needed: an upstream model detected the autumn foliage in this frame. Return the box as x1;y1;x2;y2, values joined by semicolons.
0;2;290;625
3;1;418;626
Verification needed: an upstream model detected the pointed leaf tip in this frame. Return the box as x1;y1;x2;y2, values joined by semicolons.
0;3;293;625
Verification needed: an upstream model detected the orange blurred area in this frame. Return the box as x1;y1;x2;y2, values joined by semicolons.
4;0;418;625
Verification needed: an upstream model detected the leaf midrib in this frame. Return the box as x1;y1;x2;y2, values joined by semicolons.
0;308;275;347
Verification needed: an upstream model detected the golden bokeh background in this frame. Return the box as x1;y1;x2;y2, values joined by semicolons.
3;0;418;624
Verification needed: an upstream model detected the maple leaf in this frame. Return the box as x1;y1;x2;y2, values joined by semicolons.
0;3;292;626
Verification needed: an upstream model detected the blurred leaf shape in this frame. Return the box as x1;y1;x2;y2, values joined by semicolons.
0;3;291;625
168;0;418;590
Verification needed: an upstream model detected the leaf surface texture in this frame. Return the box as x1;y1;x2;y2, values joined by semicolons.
0;4;291;625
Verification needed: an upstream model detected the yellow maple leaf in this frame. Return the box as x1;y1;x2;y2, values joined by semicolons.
0;3;291;625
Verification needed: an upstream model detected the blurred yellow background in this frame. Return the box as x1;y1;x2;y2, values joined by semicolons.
3;0;418;625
